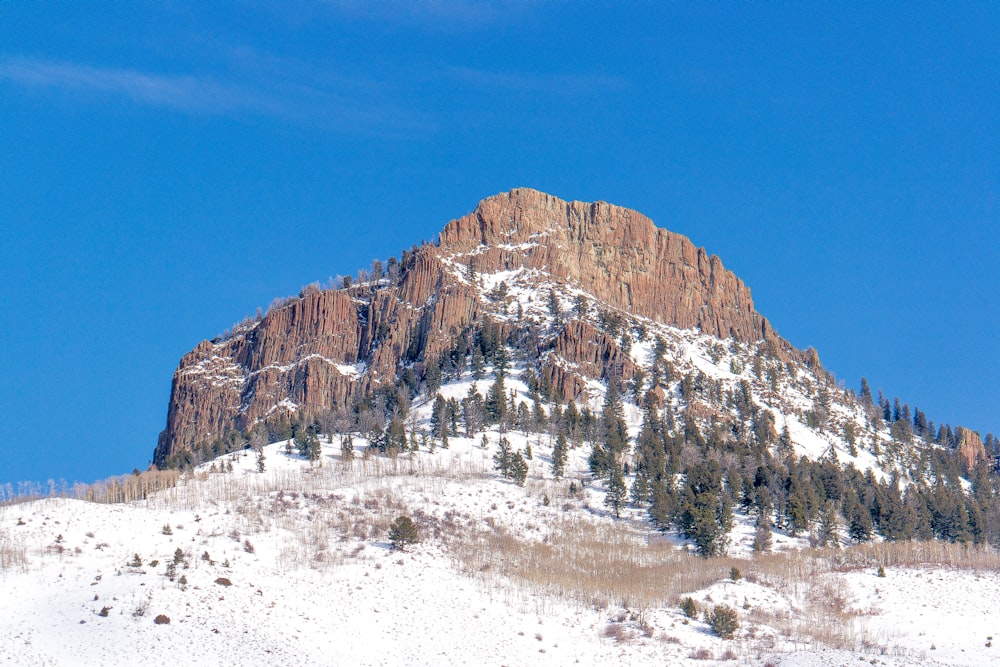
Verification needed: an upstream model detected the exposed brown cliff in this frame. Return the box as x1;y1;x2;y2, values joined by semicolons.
155;188;785;465
439;188;775;342
956;427;988;471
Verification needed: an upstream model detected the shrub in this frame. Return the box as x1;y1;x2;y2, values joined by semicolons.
680;596;698;619
129;553;143;568
161;524;172;535
244;539;255;554
388;515;419;551
877;565;886;577
603;622;628;643
98;606;111;617
729;566;742;581
709;604;739;639
154;614;170;625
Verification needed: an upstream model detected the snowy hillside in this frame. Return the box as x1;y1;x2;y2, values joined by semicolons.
8;194;998;665
3;427;1000;666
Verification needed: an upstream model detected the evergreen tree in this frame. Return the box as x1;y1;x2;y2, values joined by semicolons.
294;426;322;465
551;432;568;478
604;465;627;518
815;500;841;548
388;515;419;551
430;394;448;438
508;451;528;486
860;377;873;406
784;475;810;536
340;434;354;462
547;288;561;320
648;479;677;529
630;472;650;506
448;397;460;436
462;385;485;436
531;395;547;431
601;381;628;455
486;375;507;425
676;461;732;557
588;441;613;478
470;347;485;380
493;345;510;379
847;501;873;543
424;358;442;394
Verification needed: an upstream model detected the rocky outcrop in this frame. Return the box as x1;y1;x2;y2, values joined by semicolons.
956;427;987;471
155;188;785;465
439;188;776;342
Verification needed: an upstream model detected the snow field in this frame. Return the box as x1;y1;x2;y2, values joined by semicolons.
3;428;998;666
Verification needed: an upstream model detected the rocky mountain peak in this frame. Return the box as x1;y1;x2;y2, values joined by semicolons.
155;189;785;465
440;188;776;342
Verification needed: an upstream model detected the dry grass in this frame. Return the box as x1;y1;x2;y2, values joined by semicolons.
449;516;747;611
0;528;28;573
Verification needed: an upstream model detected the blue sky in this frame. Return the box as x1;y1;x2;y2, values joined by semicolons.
1;2;997;489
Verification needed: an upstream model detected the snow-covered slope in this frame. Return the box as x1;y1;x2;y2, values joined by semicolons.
3;430;998;666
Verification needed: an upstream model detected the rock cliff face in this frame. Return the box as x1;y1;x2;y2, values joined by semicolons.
440;189;774;342
956;427;988;471
154;188;784;465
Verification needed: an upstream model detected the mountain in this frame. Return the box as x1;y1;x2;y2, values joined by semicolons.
155;188;794;465
7;189;1000;666
153;187;993;542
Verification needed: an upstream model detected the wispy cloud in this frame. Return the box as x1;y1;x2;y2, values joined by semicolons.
0;56;434;135
0;57;277;115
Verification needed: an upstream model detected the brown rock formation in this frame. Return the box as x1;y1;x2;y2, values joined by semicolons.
440;189;775;342
956;427;987;471
154;188;785;465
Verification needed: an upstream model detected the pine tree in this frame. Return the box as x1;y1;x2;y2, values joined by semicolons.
493;437;514;478
340;434;354;462
424;358;442;394
648;479;677;529
547;288;561;320
815;500;840;548
470;347;485;380
430;394;448;438
388;515;419;551
486;375;507;425
629;472;650;506
847;499;873;543
604;465;627;518
860;377;873;406
551;432;567;478
294;427;321;465
462;385;485;435
784;469;812;535
509;451;528;486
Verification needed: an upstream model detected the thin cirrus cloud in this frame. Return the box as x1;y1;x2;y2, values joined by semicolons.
0;56;277;114
0;55;434;134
